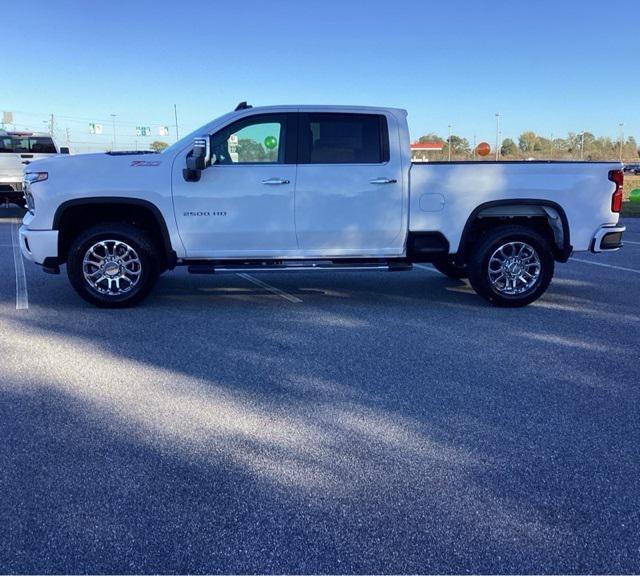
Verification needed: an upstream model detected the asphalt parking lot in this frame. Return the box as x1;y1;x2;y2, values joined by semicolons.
1;206;639;574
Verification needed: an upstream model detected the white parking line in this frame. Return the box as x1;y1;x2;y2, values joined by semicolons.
11;220;29;309
236;273;303;303
624;240;640;245
570;257;640;275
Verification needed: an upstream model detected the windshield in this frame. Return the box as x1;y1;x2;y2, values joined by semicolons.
0;136;57;153
161;110;239;155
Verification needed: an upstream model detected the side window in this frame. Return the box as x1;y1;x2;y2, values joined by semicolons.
29;137;57;153
0;137;12;153
210;114;286;164
299;113;389;164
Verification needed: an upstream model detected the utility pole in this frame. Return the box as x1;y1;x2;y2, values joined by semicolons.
447;124;452;162
619;123;624;163
49;113;55;136
174;104;180;141
580;132;585;161
111;114;117;150
495;113;501;161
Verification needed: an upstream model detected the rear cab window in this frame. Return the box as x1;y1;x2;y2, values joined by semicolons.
298;113;389;164
0;135;57;153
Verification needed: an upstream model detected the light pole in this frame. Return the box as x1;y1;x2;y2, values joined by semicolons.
618;123;624;163
111;114;117;151
580;132;585;161
448;124;452;162
495;113;501;161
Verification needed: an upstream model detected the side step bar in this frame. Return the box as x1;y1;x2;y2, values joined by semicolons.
187;262;413;275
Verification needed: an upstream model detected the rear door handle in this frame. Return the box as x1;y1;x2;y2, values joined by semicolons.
262;178;290;185
370;178;397;184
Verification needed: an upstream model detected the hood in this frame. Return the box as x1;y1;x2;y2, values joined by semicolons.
25;151;163;174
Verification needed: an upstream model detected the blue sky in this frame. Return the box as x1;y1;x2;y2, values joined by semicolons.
2;0;638;150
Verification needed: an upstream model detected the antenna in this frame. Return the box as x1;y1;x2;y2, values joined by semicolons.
234;101;252;111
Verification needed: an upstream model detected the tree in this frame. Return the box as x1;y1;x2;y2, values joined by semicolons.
150;140;169;152
518;131;539;153
236;139;276;162
501;138;517;156
448;135;470;155
418;133;444;144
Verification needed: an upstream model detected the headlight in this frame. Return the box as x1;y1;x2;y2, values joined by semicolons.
24;172;48;184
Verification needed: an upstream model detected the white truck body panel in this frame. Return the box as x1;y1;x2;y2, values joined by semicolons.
409;161;620;252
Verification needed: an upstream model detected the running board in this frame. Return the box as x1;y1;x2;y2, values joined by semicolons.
187;262;413;275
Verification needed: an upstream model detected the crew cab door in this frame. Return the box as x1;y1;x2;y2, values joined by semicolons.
171;113;298;258
294;112;405;256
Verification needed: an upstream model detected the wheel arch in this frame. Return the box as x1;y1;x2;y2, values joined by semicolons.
457;199;572;263
53;197;176;269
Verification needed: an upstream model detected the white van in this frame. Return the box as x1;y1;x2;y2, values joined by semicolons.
0;131;68;207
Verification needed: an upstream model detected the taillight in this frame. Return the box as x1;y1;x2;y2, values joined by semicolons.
609;169;623;213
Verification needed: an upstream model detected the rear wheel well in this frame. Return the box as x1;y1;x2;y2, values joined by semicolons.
56;201;173;269
458;203;570;263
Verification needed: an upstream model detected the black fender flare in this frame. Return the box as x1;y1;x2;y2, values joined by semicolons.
457;199;572;262
53;197;176;267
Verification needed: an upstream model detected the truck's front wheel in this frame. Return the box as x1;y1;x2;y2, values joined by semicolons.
467;225;554;307
67;223;160;308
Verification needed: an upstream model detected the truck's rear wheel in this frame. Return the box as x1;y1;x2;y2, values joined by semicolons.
467;225;554;307
432;257;468;279
67;223;159;308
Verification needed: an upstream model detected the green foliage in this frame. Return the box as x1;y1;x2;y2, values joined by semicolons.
236;138;277;162
447;135;470;154
501;138;517;156
418;133;444;144
149;140;169;152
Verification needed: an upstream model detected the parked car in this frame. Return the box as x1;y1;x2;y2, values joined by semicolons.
0;131;68;207
623;163;640;175
19;103;625;308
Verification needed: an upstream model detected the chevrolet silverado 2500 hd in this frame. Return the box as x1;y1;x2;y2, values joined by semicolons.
19;103;626;308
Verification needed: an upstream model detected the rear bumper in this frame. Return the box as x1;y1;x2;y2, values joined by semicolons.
591;225;626;253
19;225;59;267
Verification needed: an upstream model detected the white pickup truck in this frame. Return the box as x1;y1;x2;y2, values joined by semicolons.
1;131;68;207
19;103;626;308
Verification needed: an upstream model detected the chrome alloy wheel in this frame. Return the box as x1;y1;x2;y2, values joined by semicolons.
82;240;142;295
488;241;541;296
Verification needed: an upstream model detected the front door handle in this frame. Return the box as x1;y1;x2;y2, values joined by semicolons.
262;178;290;185
370;178;397;184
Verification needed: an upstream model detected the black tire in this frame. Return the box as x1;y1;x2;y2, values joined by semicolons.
432;257;468;279
467;225;555;307
67;222;160;308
